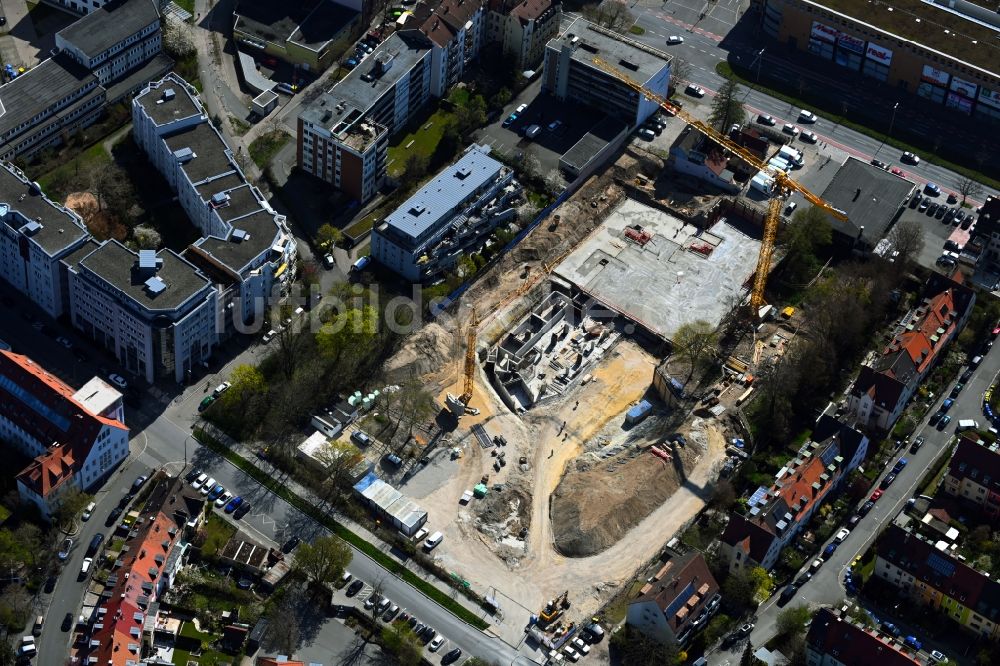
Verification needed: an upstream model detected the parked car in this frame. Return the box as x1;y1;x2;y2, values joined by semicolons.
859;500;875;516
930;650;947;662
282;536;301;553
871;159;888;170
936;414;952;430
890;167;905;176
225;496;243;513
442;648;463;664
214;491;233;508
637;127;656;141
346;579;364;596
901;151;920;165
199;395;215;411
951;383;965;398
207;484;225;501
893;458;908;473
801;131;818;143
947;192;958;204
685;84;706;97
798;109;817;122
757;114;776;126
199;478;216;495
192;473;208;490
109;373;128;389
233;501;252;519
880;473;897;489
929;410;945;426
835;528;850;543
924;182;941;195
58;538;73;560
429;635;445;651
904;636;922;650
910;436;925;453
783;123;800;136
824;542;838;557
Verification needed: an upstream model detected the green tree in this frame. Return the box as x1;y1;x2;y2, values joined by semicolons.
708;78;746;132
131;225;161;250
53;488;92;530
455;95;487;134
609;625;680;665
402;153;429;184
218;364;267;409
316;223;344;250
315;305;380;373
432;124;461;167
673;319;719;383
490;87;512;110
381;623;423;666
776;605;811;638
316;440;365;504
780;206;833;287
293;535;352;587
750;566;773;603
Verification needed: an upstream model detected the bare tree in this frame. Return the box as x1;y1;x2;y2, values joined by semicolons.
582;0;635;33
958;176;983;206
887;218;924;268
316;440;364;504
671;57;693;87
672;320;719;383
265;593;301;655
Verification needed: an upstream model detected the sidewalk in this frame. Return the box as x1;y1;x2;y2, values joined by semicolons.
198;423;491;624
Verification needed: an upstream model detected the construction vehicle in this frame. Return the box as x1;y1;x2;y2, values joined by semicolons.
538;591;570;626
589;56;848;314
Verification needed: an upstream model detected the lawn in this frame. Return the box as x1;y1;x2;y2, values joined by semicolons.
201;512;235;558
249;130;290;169
35;142;112;201
174;0;195;15
386;109;455;177
172;622;227;666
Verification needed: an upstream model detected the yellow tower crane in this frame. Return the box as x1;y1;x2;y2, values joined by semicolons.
589;56;848;313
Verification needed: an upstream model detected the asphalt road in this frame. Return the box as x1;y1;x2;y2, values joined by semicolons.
622;9;999;205
704;338;1000;665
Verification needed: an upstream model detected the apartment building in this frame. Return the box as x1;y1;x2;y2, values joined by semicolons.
77;477;203;666
720;415;868;572
942;434;1000;517
417;0;487;95
875;523;1000;639
542;18;672;128
487;0;561;69
626;552;720;646
55;0;163;96
297;30;432;203
68;243;218;384
233;0;360;72
132;74;298;328
0;350;129;519
752;0;1000;125
806;607;924;666
0;163;92;319
847;270;975;432
370;143;521;281
969;195;1000;268
0;0;169;160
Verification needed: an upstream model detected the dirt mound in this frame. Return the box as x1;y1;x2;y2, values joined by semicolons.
383;322;456;381
65;191;127;241
551;443;699;557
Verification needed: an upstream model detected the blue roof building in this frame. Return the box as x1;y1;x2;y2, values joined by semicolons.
371;143;522;281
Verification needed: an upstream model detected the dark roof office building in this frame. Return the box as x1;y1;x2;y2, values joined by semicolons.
816;157;915;248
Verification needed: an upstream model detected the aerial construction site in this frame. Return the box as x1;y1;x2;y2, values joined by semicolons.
382;140;771;640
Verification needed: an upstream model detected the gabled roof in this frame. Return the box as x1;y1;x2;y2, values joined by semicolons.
811;415;867;463
419;0;484;47
17;445;75;498
633;552;719;631
509;0;555;22
947;435;1000;494
0;350;127;469
877;524;997;621
721;513;777;564
807;607;922;666
57;0;160;59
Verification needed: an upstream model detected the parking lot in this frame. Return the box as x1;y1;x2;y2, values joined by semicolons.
476;80;605;184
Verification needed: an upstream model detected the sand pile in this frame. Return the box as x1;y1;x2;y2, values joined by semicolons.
383;322;456;381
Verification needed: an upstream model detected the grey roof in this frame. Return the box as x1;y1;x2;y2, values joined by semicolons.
57;0;160;59
195;172;245;203
105;52;174;104
561;117;628;172
381;144;503;246
552;17;672;85
206;185;266;223
164;122;237;185
192;209;282;274
0;164;89;256
819;157;915;245
300;30;430;128
0;54;98;140
80;240;211;312
134;74;201;127
235;0;357;49
61;238;102;267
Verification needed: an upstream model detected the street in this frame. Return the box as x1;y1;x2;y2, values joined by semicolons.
705;338;1000;665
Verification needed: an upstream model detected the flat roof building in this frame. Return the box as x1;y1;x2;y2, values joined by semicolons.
297;30;432;203
353;471;428;536
234;0;361;72
371;143;521;281
814;157;915;249
755;0;1000;125
543;18;672;128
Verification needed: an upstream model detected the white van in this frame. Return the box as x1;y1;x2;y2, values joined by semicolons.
424;531;443;551
778;145;804;167
82;501;96;521
768;156;791;172
80;557;93;577
957;419;979;432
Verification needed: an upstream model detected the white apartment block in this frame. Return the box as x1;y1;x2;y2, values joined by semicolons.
133;74;298;328
0;163;91;318
68;242;218;383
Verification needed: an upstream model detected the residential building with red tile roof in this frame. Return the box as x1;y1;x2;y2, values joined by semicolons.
75;476;202;666
626;551;720;645
875;523;1000;639
806;606;925;666
486;0;560;68
257;658;306;666
720;416;868;572
416;0;486;95
669;125;740;194
943;434;1000;517
0;350;128;519
848;270;974;432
